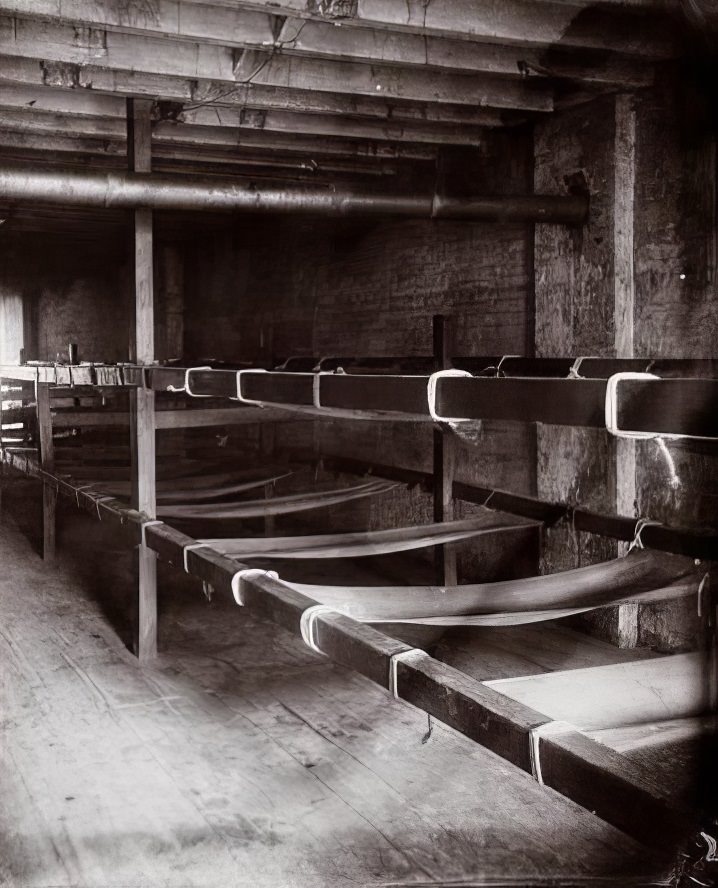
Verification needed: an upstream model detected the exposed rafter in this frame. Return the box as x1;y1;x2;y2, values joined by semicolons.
0;107;440;160
0;134;408;181
0;84;490;145
0;16;555;111
167;0;678;56
0;1;656;87
0;55;521;129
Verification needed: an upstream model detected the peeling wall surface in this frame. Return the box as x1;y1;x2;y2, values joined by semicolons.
534;96;621;643
535;83;717;650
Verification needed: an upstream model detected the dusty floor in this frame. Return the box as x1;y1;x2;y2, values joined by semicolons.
0;477;669;887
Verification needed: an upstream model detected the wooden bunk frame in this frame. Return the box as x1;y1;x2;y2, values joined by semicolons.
0;96;714;860
1;350;716;849
0;442;707;849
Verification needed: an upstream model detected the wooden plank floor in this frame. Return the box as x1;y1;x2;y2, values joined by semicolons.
0;478;664;887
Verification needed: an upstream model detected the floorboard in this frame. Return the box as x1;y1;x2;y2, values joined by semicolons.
0;478;686;886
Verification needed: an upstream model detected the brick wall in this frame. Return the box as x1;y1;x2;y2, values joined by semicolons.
183;139;537;583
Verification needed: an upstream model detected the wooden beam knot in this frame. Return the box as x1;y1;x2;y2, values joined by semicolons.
306;0;358;20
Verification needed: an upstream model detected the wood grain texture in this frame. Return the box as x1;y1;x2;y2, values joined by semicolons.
0;496;650;886
432;314;457;585
128;97;157;662
35;381;56;561
0;453;703;848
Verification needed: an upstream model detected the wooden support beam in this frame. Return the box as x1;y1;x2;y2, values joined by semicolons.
613;93;639;648
35;380;56;560
432;314;457;585
0;16;555;112
9;0;673;57
0;445;702;846
0;53;523;130
0;1;656;87
139;367;718;438
0;133;406;183
127;96;157;662
0;107;438;160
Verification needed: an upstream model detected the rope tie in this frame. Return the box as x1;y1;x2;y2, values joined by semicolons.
427;369;472;423
299;604;336;655
140;519;162;547
528;720;576;785
74;483;97;507
605;372;661;439
388;648;423;699
698;571;710;617
312;372;332;409
628;517;662;552
182;541;211;573
604;370;716;443
167;366;212;396
495;354;519;377
567;356;588;379
235;369;268;407
92;495;115;521
230;568;279;605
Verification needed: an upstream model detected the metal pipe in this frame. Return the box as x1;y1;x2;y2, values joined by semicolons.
0;165;589;224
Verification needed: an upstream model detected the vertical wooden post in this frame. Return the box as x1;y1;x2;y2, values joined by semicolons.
261;423;276;536
127;97;157;661
613;93;638;648
35;381;56;560
432;314;457;586
0;374;3;516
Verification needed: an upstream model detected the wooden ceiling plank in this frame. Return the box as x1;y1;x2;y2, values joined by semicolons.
169;0;678;57
0;55;521;127
184;106;488;144
0;135;408;181
0;15;554;111
0;108;439;159
0;1;654;86
0;83;489;144
274;17;654;87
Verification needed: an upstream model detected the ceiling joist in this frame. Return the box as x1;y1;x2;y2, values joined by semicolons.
0;106;440;161
0;84;490;146
0;16;555;112
0;0;656;87
0;56;521;129
168;0;678;56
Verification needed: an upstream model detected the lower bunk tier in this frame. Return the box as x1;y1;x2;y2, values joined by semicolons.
1;446;715;864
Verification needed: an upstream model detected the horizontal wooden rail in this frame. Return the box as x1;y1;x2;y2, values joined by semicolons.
318;456;718;561
0;443;696;850
3;363;718;437
2;405;307;429
139;368;718;438
4;357;718;382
